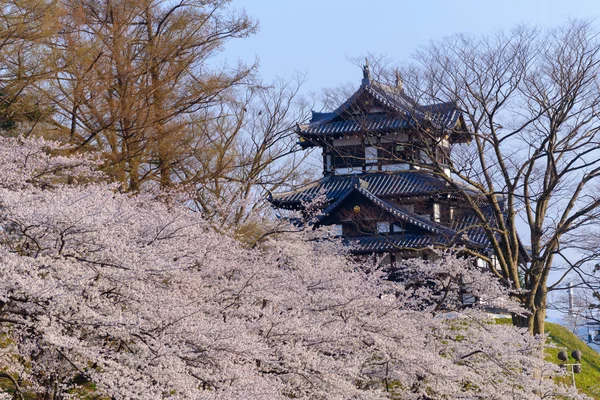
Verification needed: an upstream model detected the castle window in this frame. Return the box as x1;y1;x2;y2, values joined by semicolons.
377;222;390;233
365;146;378;165
433;203;441;222
379;142;416;164
331;145;363;168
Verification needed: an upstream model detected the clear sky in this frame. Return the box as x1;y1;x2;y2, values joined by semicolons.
224;0;600;94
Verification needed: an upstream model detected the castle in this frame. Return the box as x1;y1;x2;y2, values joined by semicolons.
269;64;525;267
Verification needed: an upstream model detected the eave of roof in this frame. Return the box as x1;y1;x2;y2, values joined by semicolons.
270;171;468;207
303;180;493;251
344;233;483;254
270;173;498;251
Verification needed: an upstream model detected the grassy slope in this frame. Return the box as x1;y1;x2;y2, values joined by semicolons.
544;322;600;399
497;319;600;398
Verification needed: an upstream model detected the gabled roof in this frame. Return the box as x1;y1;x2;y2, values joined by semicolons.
354;186;457;237
328;81;416;121
314;184;489;250
297;66;469;146
270;172;499;253
310;179;454;235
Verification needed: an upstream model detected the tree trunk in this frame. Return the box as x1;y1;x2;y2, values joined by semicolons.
512;291;547;335
532;288;547;335
125;136;140;192
532;307;546;335
512;313;528;328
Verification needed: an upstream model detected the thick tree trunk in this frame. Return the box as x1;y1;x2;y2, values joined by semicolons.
511;308;545;335
532;306;546;335
512;313;528;328
512;290;547;335
532;287;547;335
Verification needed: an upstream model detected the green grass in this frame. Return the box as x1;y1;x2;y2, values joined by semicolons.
544;322;600;399
497;319;600;399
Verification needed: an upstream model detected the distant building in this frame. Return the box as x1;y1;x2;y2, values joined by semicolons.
269;64;525;267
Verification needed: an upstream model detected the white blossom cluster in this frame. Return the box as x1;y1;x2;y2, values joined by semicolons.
0;137;587;399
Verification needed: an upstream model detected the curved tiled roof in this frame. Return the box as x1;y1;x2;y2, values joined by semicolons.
316;184;489;250
299;114;413;136
270;171;458;207
345;234;451;254
299;80;464;141
270;172;496;252
365;82;417;115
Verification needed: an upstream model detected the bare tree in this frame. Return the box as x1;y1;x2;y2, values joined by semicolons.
551;261;600;332
183;75;317;237
397;20;600;334
0;0;57;132
1;0;314;237
34;0;258;191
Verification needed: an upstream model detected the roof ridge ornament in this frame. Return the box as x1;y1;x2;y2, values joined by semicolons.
350;176;369;190
395;69;403;91
362;58;371;86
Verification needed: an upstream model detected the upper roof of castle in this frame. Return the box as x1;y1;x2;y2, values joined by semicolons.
297;64;471;148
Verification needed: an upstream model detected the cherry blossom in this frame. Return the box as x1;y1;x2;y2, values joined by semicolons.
0;137;586;399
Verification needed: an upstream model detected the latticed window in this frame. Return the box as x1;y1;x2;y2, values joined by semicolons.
365;146;378;164
379;142;416;164
330;145;364;167
377;221;390;233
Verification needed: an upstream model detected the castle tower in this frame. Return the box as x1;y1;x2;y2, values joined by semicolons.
269;66;518;265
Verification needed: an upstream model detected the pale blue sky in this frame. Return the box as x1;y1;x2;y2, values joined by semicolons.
224;0;600;94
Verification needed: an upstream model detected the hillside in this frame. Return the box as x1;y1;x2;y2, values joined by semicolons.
495;319;600;398
545;322;600;399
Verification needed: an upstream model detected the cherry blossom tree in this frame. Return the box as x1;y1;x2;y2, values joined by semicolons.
0;137;586;399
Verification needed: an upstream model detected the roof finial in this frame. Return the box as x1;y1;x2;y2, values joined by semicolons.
362;57;371;86
395;69;403;91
